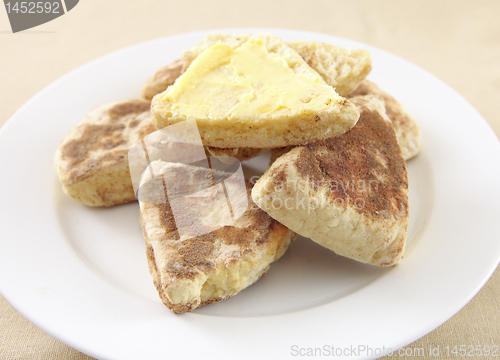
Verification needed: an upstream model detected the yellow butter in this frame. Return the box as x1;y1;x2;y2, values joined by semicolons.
155;38;337;120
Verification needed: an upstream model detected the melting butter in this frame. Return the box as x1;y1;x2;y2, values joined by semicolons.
157;38;337;119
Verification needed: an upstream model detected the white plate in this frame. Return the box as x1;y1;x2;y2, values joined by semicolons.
1;28;499;360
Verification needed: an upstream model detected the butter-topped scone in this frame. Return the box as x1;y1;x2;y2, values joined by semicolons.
142;35;371;158
151;35;359;149
252;96;408;267
55;99;156;207
139;160;297;314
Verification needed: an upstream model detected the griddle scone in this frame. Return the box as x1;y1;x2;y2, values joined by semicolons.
181;34;372;97
54;99;156;207
151;35;359;149
139;161;296;314
349;80;421;160
252;96;408;267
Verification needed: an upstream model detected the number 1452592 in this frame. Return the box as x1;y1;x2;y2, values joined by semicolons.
5;2;61;14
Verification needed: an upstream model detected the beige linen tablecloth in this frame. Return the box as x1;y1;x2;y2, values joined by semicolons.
1;1;499;359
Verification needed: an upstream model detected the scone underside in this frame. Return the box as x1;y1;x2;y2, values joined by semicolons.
151;34;360;149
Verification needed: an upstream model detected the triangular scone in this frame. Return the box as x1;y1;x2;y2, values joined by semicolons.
139;161;297;314
55;99;156;207
151;35;359;149
181;34;371;97
252;95;408;267
349;80;421;160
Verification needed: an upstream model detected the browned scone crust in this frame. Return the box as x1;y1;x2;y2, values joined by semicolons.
141;59;183;101
348;80;421;160
139;162;296;314
252;96;408;267
54;99;156;206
